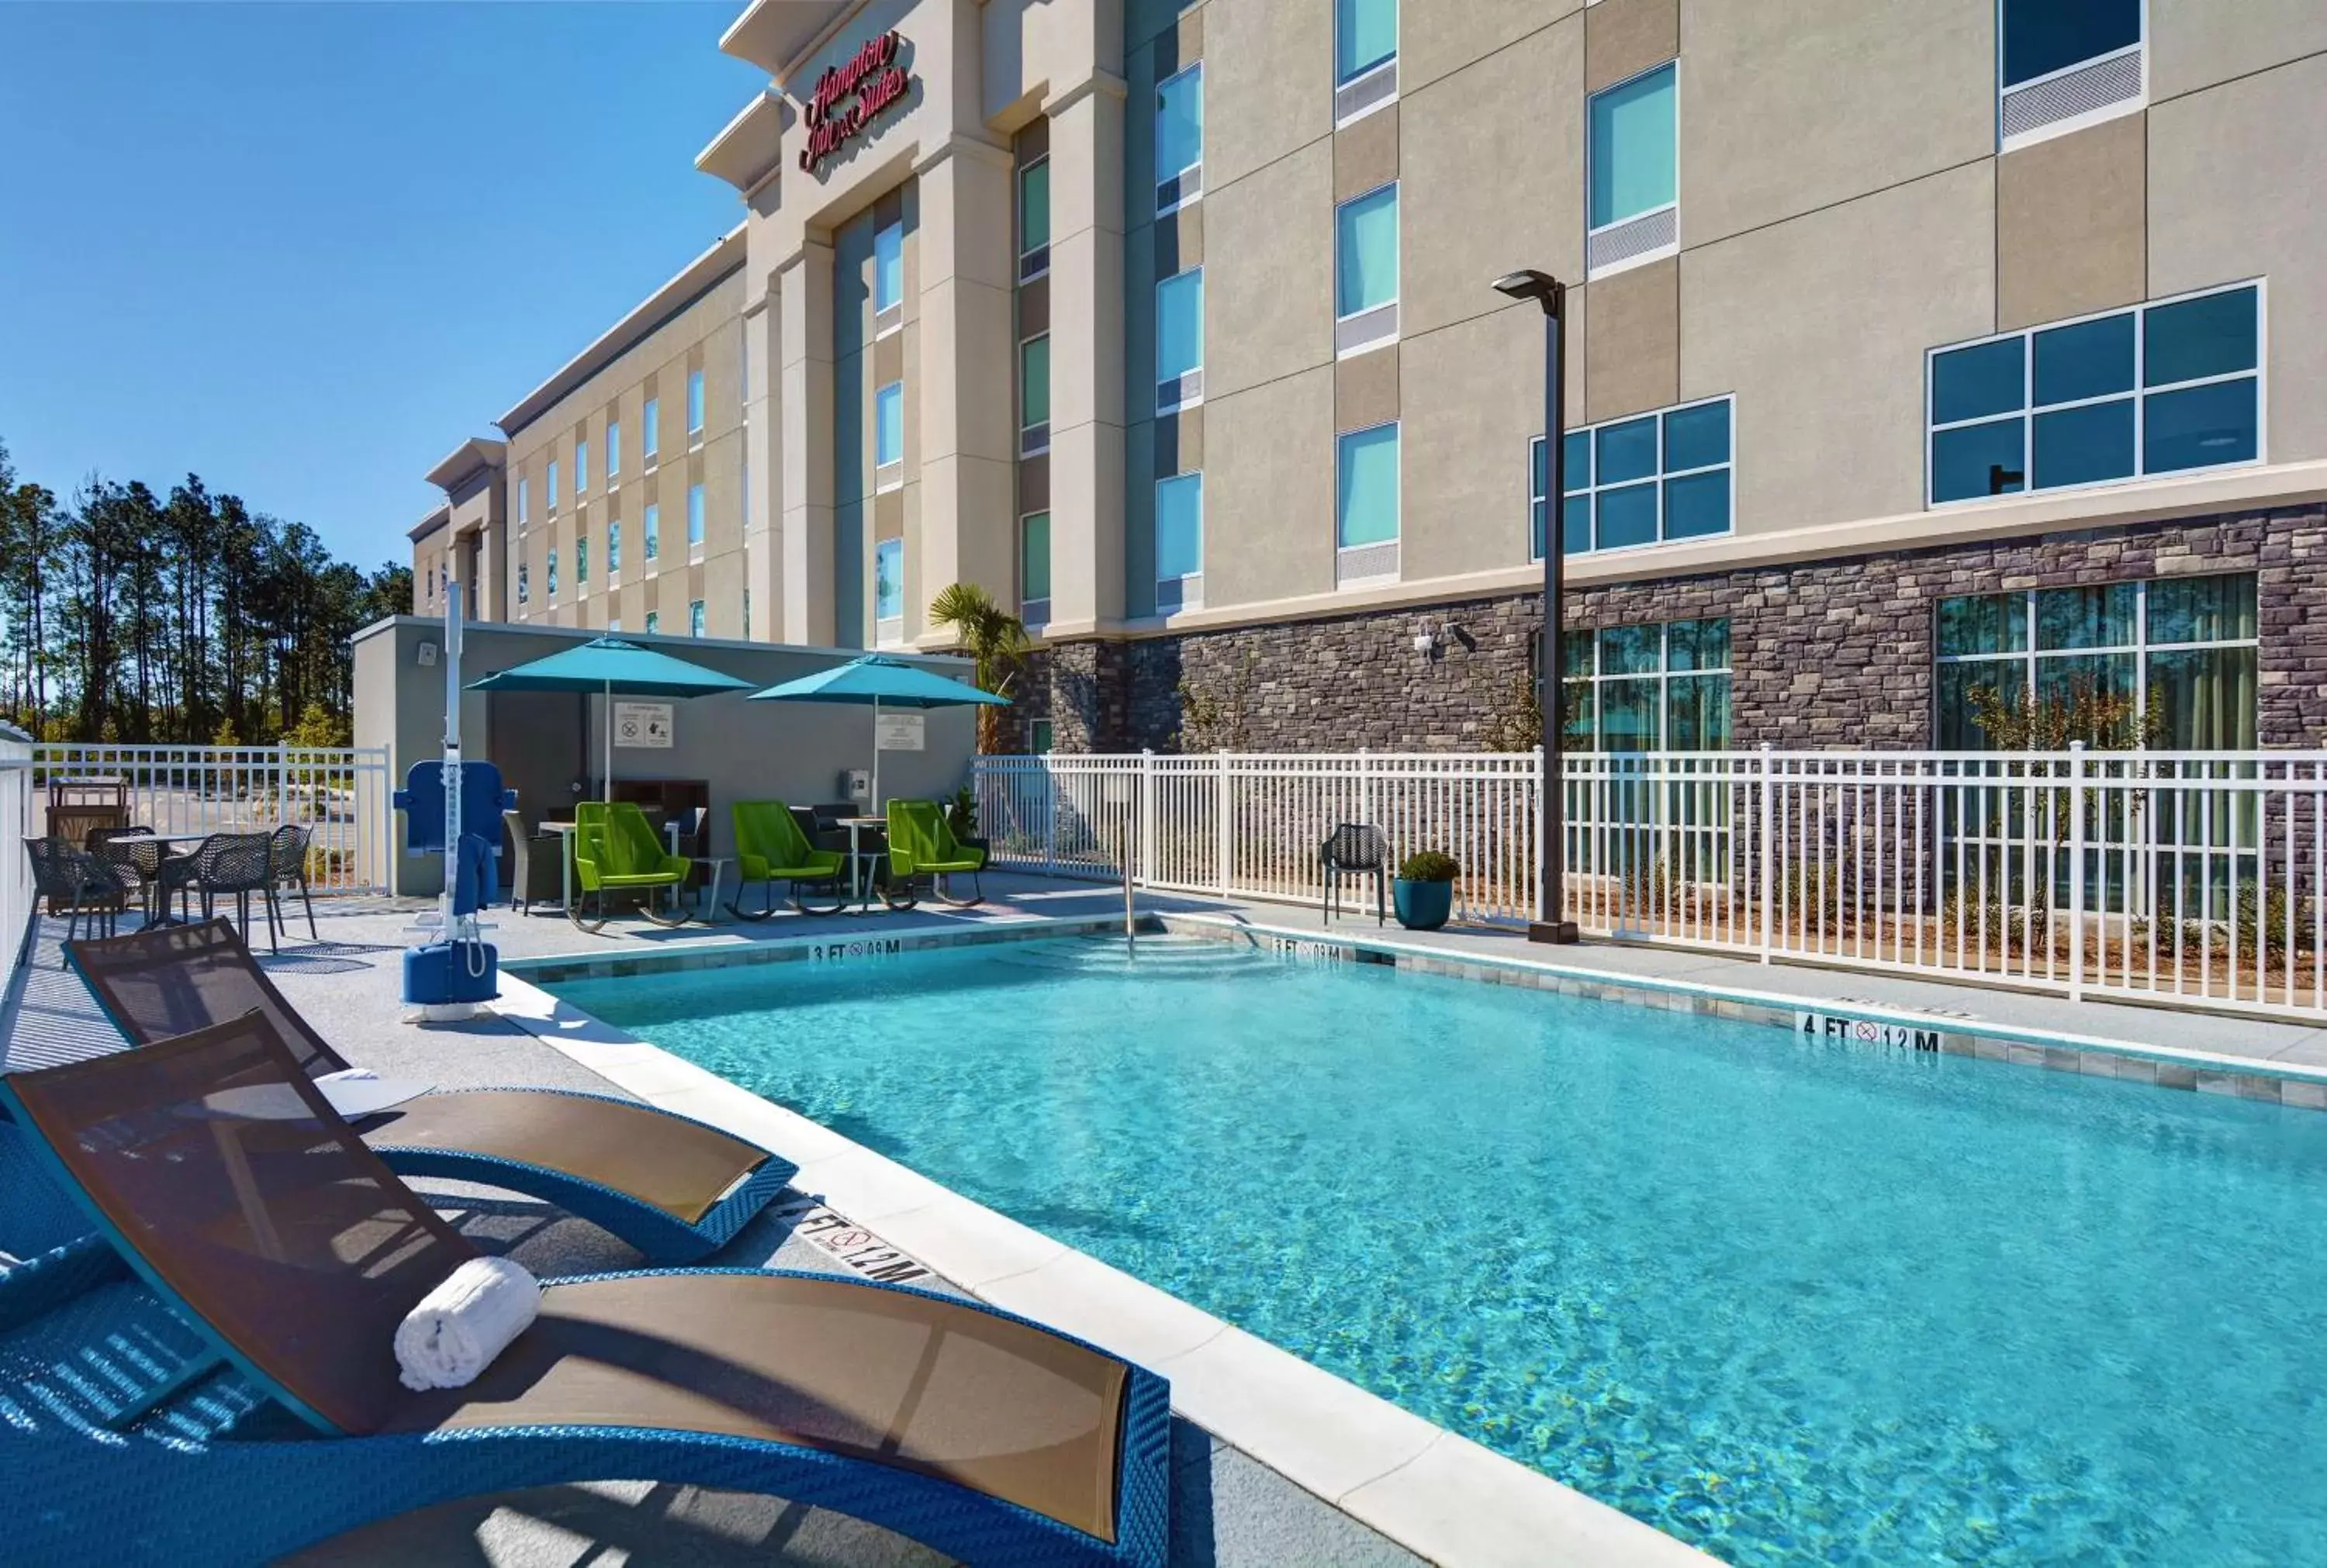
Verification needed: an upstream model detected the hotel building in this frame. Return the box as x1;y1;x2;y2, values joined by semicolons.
412;0;2327;755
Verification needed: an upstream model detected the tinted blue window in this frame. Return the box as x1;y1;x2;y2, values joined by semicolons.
1562;430;1592;491
1661;401;1729;471
1596;483;1658;549
1596;417;1657;485
2144;379;2259;473
2145;286;2259;387
1932;418;2026;503
1932;339;2024;424
2032;400;2135;489
2033;314;2135;406
1662;471;1728;539
1561;496;1592;555
2001;0;2140;88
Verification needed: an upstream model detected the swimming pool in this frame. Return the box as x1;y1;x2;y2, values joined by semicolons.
555;935;2327;1565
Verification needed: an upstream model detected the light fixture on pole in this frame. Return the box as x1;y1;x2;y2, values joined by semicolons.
1492;268;1581;945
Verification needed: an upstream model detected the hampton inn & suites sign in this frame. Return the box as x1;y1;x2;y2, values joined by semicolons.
800;31;911;174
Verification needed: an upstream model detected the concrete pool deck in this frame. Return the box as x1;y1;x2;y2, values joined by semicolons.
9;869;2317;1565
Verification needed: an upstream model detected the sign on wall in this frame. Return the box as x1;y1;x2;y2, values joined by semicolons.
874;712;925;752
614;700;675;748
800;30;911;175
1795;1011;1940;1053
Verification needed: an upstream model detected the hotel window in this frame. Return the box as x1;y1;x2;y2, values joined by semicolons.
1156;472;1203;613
875;219;904;318
607;420;621;478
1335;422;1399;584
1020;335;1051;456
875;381;904;475
1018;159;1050;280
517;476;530;525
689;599;705;638
1335;185;1398;357
517;561;529;606
2000;0;2143;149
1935;575;2258;751
1928;283;2260;506
576;536;588;585
645;610;659;634
1157;268;1203;412
1020;511;1051;627
576;437;589;495
546;548;558;598
686;484;705;551
1562;619;1732;751
644;398;660;461
1535;395;1732;558
1156;64;1202;212
643;503;659;561
547;458;559;511
874;538;904;642
607;519;621;575
687;370;705;440
1588;63;1678;278
1333;0;1396;123
607;618;621;634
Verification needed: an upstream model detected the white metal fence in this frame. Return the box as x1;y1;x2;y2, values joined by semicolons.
973;747;2327;1019
26;744;392;894
0;730;34;967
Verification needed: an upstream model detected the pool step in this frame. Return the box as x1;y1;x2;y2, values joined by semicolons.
992;937;1272;976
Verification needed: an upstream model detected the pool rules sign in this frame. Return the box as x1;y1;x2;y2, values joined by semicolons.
614;701;675;748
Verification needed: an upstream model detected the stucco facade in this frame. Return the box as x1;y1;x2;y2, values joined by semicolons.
411;0;2327;753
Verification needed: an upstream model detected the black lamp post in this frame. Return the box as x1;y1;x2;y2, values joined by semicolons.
1492;268;1581;945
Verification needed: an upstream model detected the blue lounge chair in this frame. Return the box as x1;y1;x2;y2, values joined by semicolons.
0;1010;1170;1567
64;920;792;1263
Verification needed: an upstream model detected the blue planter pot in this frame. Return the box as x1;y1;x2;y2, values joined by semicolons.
1393;878;1454;931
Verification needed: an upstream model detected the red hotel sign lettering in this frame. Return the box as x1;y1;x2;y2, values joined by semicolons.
800;31;911;174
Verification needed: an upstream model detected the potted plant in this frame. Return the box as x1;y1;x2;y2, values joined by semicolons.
1394;850;1459;931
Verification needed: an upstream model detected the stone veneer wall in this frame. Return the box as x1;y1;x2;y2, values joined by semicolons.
997;502;2327;753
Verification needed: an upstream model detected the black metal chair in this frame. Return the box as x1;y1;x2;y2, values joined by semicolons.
92;826;165;927
24;837;130;961
1320;823;1388;927
266;824;319;943
193;832;278;952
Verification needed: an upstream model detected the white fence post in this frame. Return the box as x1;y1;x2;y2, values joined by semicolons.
1758;743;1776;964
1216;751;1233;901
2068;741;2087;1002
1139;749;1157;886
276;739;291;826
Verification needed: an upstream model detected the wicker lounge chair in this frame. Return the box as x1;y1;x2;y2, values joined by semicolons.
569;800;690;933
0;1010;1168;1568
64;920;794;1263
728;800;849;919
883;799;990;911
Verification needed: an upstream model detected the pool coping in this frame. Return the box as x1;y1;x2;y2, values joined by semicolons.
1153;913;2327;1109
488;925;1720;1568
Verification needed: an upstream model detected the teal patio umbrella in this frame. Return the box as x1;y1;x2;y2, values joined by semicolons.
747;653;1007;811
468;637;753;802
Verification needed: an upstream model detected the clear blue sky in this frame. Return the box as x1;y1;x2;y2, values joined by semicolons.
0;1;761;570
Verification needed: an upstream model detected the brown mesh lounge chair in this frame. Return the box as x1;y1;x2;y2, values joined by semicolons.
0;1010;1168;1567
64;920;794;1263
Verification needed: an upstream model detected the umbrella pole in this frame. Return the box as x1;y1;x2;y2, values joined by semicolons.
603;680;613;803
870;696;880;817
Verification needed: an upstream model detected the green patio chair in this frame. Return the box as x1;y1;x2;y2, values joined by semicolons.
883;798;989;911
730;800;849;920
569;800;690;934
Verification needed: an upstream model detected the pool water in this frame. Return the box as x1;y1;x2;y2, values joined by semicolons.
555;936;2327;1565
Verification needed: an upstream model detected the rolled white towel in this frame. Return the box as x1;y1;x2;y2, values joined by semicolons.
394;1257;541;1392
316;1067;378;1084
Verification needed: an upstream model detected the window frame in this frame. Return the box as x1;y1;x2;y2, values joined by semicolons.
688;599;706;638
645;610;659;635
686;483;706;555
1155;267;1204;414
1561;617;1735;753
874;218;906;319
546;547;558;599
1996;0;2147;151
575;534;588;587
546;458;559;513
874;379;906;477
575;436;589;496
1155;64;1203;216
643;502;660;564
607;419;621;479
1931;574;2260;751
1155;471;1204;609
517;475;530;526
1019;333;1052;457
1335;419;1402;563
607;518;622;578
1585;59;1680;279
686;370;706;442
1333;181;1400;357
1533;394;1736;561
1333;0;1399;125
643;397;660;462
1018;157;1051;281
873;536;905;638
1924;278;2266;509
517;560;529;606
1019;509;1052;626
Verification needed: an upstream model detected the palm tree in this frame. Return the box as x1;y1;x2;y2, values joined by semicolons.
927;581;1029;752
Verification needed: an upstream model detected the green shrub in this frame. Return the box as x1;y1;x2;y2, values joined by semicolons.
1398;850;1460;882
